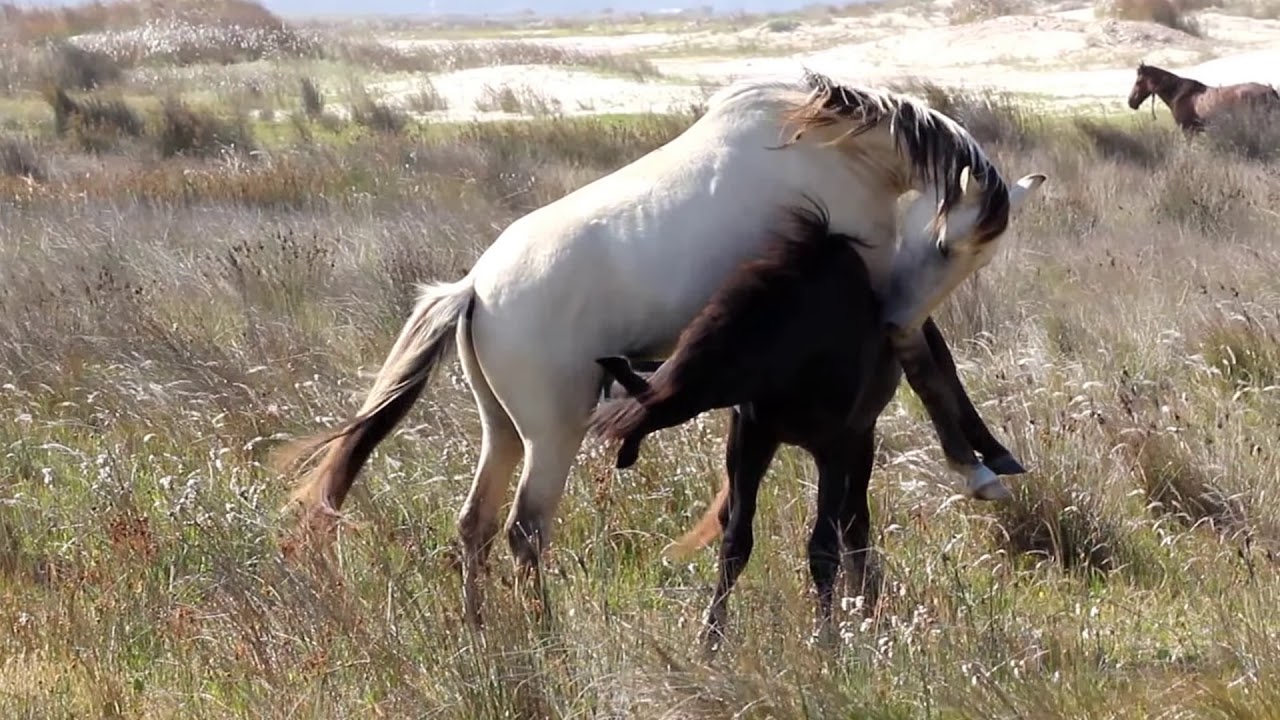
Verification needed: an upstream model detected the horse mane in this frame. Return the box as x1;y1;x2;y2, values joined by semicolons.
1138;62;1206;91
782;69;1012;244
589;198;872;445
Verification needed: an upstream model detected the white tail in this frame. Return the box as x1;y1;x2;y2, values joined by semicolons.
277;277;476;516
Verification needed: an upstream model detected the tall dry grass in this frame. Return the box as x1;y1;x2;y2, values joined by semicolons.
3;80;1280;718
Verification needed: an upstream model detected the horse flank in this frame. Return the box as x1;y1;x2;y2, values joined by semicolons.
782;70;1012;244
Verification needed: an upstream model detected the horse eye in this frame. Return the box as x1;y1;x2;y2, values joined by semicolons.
937;241;951;259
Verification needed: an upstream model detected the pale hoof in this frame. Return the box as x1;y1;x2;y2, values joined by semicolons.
965;464;1013;502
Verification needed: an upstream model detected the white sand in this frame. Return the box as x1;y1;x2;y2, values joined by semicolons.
372;7;1280;121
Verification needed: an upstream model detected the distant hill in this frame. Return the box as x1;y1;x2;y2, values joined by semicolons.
9;0;835;20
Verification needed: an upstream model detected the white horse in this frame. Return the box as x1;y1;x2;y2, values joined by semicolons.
280;70;1047;626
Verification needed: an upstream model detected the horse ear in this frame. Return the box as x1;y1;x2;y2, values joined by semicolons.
959;166;983;200
1008;173;1047;213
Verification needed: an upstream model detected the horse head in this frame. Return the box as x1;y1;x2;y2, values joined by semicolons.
1129;62;1159;110
781;73;1048;334
885;167;1046;332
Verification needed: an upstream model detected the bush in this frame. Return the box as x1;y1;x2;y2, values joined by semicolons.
1203;103;1280;162
890;80;1038;148
42;40;126;91
0;136;47;182
947;0;1033;23
46;87;144;153
157;99;255;158
1074;117;1176;168
299;77;325;119
1102;0;1204;36
405;80;448;114
350;99;407;135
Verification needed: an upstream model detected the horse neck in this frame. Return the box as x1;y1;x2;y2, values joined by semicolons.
1152;71;1205;106
769;126;903;290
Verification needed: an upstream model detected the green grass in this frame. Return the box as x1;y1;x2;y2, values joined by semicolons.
5;65;1280;719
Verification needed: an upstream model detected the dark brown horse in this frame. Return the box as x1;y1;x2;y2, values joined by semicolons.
590;203;1023;649
1127;62;1280;135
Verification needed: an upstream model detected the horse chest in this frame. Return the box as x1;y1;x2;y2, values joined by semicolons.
749;347;884;445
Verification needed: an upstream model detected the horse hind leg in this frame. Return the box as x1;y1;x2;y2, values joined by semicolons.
503;427;587;623
703;409;780;655
498;367;600;619
807;444;852;649
838;427;881;618
454;311;523;629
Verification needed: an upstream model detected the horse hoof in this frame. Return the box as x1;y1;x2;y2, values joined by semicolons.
615;437;641;469
969;477;1013;502
984;453;1027;476
963;464;1013;502
615;447;639;469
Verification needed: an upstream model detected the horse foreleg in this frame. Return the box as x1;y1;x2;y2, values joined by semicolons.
920;318;1025;476
891;327;1010;501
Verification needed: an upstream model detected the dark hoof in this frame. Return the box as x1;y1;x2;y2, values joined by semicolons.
984;453;1027;476
616;437;641;469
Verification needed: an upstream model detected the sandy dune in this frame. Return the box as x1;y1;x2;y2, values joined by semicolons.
379;7;1280;121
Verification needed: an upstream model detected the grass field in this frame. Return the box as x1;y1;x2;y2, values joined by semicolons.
6;3;1280;718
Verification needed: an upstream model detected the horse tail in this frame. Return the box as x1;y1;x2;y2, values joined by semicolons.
666;470;730;558
276;277;476;520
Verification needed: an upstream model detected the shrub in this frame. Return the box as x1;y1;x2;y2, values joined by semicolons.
405;79;448;114
1074;117;1175;168
326;38;659;81
350;99;407;134
299;77;325;119
947;0;1033;22
157;99;255;158
475;83;562;117
0;136;46;182
1102;0;1204;36
1203;102;1280;162
42;40;126;90
1131;430;1246;536
890;79;1038;148
45;87;144;152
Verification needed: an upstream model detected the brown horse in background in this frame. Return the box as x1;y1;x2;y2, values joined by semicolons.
1127;62;1280;135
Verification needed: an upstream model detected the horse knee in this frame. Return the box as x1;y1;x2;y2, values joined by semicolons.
457;509;500;558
